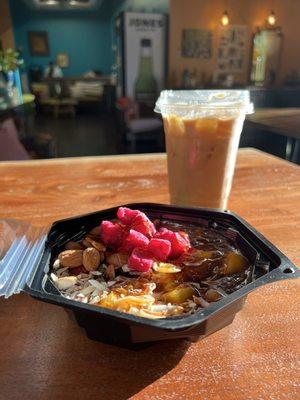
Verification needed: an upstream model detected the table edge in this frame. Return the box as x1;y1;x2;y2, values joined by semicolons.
0;148;291;168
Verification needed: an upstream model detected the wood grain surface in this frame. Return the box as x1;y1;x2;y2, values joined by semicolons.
0;148;299;400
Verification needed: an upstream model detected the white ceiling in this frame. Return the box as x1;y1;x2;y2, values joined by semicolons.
22;0;104;11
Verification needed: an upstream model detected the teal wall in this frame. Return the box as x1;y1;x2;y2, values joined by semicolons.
9;0;114;76
9;0;169;77
114;0;169;14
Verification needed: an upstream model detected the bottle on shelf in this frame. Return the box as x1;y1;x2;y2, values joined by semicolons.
134;38;157;108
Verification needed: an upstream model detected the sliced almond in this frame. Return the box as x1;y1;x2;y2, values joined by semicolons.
106;253;129;267
65;241;83;250
82;239;91;248
83;236;106;252
134;309;165;319
89;295;100;304
88;279;107;291
56;267;69;277
105;264;115;280
80;285;96;296
193;296;210;308
56;276;77;290
53;259;60;270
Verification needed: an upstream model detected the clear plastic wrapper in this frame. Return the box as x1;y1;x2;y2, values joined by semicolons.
0;219;48;298
154;89;254;118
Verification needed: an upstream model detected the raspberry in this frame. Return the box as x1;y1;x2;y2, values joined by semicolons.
116;207;156;238
131;214;156;238
148;238;171;261
155;228;190;259
100;220;124;248
117;207;141;225
128;247;154;272
121;229;149;253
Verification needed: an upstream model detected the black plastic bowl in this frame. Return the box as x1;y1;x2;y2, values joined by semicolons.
25;203;299;348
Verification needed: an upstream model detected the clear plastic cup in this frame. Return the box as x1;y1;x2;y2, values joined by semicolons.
155;90;254;209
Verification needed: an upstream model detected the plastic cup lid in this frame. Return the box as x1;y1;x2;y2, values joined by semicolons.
154;90;254;116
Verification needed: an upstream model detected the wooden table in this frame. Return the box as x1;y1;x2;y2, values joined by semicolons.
247;108;300;162
247;108;300;139
0;149;299;400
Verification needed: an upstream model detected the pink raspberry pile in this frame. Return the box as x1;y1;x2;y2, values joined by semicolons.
100;207;190;272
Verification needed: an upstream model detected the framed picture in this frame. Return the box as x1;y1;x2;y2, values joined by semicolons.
181;29;212;59
56;52;69;68
217;26;248;72
28;31;49;56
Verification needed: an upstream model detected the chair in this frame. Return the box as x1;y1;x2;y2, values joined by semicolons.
0;118;30;161
114;97;164;153
39;97;77;118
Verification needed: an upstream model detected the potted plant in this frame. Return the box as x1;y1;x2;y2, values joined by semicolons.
0;46;24;107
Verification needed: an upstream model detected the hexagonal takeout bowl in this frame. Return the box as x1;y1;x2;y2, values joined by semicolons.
2;203;299;349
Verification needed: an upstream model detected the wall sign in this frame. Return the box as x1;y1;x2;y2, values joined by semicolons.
28;31;49;56
181;29;212;59
217;25;247;72
56;52;69;68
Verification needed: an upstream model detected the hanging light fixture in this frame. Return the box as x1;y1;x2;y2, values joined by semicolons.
221;10;230;26
267;10;276;26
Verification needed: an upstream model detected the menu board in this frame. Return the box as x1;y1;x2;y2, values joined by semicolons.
181;29;212;59
217;25;247;72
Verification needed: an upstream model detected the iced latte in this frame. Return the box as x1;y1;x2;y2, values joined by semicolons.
155;91;253;209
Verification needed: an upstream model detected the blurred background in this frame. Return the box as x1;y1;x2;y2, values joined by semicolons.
0;0;299;163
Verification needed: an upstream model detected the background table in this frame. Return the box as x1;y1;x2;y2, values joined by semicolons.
0;149;299;400
246;108;300;163
247;108;300;139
